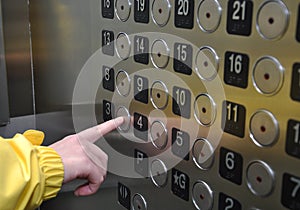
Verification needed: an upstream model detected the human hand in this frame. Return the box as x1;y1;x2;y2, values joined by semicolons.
49;117;124;196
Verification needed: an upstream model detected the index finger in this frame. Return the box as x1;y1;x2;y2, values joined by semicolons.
77;117;124;143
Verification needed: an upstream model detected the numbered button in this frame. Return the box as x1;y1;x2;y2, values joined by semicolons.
192;180;213;210
151;39;170;69
224;51;249;89
150;121;168;150
197;0;222;33
132;194;147;210
134;0;150;23
102;66;115;92
222;101;246;138
172;128;190;161
172;86;191;119
173;43;193;75
134;75;149;104
118;183;131;210
134;149;149;177
103;100;114;122
250;110;279;147
192;138;214;170
172;168;190;201
115;106;131;132
116;33;131;60
151;0;171;27
175;0;194;29
102;0;114;19
194;94;216;126
286;119;300;159
282;173;300;210
102;30;115;56
195;46;219;81
291;63;300;102
116;70;131;97
253;57;284;95
226;0;253;36
134;113;148;141
150;81;169;110
150;159;168;187
246;161;275;197
134;36;149;65
115;0;131;22
219;193;242;210
257;0;289;40
219;147;243;185
297;4;300;42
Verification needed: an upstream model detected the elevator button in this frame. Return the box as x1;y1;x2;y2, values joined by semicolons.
151;39;170;69
150;159;168;187
115;0;131;22
116;33;131;60
253;57;284;95
291;63;300;102
286;119;300;159
116;70;131;96
195;46;219;81
116;106;131;132
246;161;275;197
172;86;191;119
102;30;115;56
192;138;214;170
103;100;114;122
282;173;300;210
132;194;147;210
134;149;149;177
102;0;114;19
174;0;194;29
250;110;279;147
151;0;171;27
194;94;216;126
192;180;213;210
257;0;289;40
173;43;193;75
172;168;190;201
150;81;169;110
150;121;168;150
172;128;190;161
134;112;148;141
134;35;150;65
118;182;131;210
134;0;150;23
197;0;222;33
134;75;149;104
219;192;242;210
102;66;115;92
297;4;300;42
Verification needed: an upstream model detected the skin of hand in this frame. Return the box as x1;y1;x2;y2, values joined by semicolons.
49;117;124;196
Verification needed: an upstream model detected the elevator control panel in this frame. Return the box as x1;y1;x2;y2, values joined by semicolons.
99;0;300;209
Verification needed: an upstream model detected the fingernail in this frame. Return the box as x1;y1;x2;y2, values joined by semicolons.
114;117;125;125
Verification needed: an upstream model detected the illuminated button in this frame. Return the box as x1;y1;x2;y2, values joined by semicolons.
151;0;171;27
246;161;275;197
192;180;213;210
115;106;131;132
197;0;222;33
257;0;289;40
150;121;168;150
192;138;214;170
195;46;219;81
132;194;147;210
150;81;169;110
115;0;131;22
250;110;279;147
150;159;168;187
253;57;284;95
116;33;131;60
116;70;131;97
194;94;216;126
151;39;170;69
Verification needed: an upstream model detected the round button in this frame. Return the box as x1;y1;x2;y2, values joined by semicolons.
150;159;168;188
115;106;131;132
250;110;279;147
150;81;169;110
192;180;213;210
150;121;168;150
253;57;284;95
151;0;171;27
151;39;170;69
116;70;131;97
246;161;275;197
194;94;216;126
115;0;131;22
132;194;147;210
257;0;289;40
116;33;131;60
192;138;214;170
195;46;219;81
197;0;222;33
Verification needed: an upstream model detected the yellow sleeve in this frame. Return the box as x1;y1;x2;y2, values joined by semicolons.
0;130;64;210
